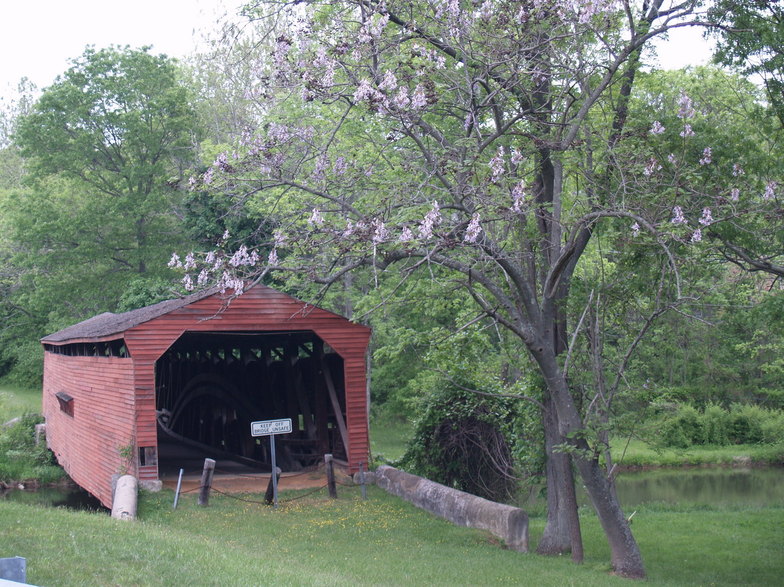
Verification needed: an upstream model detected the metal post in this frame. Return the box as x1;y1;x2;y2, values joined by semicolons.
173;468;184;510
270;434;279;508
198;458;216;506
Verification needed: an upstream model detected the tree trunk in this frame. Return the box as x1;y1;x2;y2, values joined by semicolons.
573;455;645;579
534;348;645;579
537;395;583;562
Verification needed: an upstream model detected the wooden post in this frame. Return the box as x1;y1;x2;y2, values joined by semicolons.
198;458;216;506
264;467;281;505
325;453;337;499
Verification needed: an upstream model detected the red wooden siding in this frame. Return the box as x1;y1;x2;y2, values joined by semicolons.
124;286;371;477
43;285;371;508
42;353;136;507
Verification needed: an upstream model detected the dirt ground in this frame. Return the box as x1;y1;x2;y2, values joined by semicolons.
161;467;354;494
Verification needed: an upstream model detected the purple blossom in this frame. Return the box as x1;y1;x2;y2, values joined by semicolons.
644;158;661;177
699;207;713;226
309;208;324;226
333;156;347;175
764;181;777;200
229;245;255;267
393;87;411;109
203;167;214;185
677;91;695;119
732;163;745;177
399;226;414;242
730;188;740;201
680;124;695;138
671;205;686;225
649;120;665;135
511;147;524;165
312;155;328;180
631;222;640;237
371;219;389;244
489;146;505;181
182;274;194;291
511;181;526;213
419;201;442;239
197;268;210;286
699;147;712;165
183;252;196;271
464;213;482;243
690;229;702;243
168;253;182;268
268;248;279;266
411;85;428;110
379;70;398;91
463;111;475;131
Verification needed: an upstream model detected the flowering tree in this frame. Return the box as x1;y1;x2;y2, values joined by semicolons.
175;0;783;578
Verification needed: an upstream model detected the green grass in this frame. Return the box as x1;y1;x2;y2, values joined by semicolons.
1;488;782;586
612;438;784;468
0;385;42;422
369;410;413;463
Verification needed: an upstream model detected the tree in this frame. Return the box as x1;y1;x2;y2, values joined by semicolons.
1;46;202;382
175;1;783;578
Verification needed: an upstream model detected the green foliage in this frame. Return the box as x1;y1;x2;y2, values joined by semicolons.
0;46;204;383
400;349;543;503
115;277;179;312
657;402;784;449
0;413;64;484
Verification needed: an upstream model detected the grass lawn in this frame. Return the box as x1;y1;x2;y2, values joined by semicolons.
1;487;782;586
2;389;783;585
0;385;42;422
612;437;784;468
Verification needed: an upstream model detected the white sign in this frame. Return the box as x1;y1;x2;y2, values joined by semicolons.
251;418;293;437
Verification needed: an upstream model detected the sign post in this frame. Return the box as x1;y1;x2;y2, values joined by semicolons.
250;418;293;508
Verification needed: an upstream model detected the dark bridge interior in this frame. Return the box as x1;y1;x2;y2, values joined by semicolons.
154;331;347;472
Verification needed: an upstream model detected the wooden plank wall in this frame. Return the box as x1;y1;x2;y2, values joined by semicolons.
42;352;136;508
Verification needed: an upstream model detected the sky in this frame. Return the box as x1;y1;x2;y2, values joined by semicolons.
0;0;244;100
1;1;714;103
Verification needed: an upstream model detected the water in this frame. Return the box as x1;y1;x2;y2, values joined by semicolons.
520;466;784;510
611;467;784;508
1;484;106;512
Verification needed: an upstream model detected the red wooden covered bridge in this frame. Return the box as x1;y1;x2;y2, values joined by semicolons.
40;284;371;508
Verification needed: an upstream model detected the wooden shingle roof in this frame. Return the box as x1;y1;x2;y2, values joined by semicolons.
41;288;217;343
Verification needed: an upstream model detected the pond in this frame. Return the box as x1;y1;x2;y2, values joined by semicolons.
520;466;784;510
610;466;784;508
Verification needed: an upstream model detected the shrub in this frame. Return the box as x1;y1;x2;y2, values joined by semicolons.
400;370;541;503
660;404;702;448
760;412;784;445
701;403;731;445
729;403;766;444
0;412;63;483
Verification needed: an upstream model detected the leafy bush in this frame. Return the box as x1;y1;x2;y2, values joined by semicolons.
760;412;784;444
728;403;766;444
400;368;542;503
701;403;731;445
660;404;702;448
657;402;784;448
0;413;64;484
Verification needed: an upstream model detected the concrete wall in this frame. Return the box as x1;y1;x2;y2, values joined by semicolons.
375;465;528;552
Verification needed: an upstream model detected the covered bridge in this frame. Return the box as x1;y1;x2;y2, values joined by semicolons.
40;284;372;508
